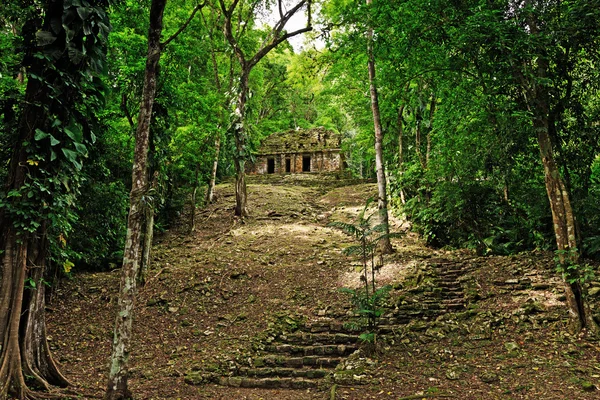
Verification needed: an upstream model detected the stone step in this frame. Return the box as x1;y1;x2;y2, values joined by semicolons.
279;332;360;345
263;343;358;356
441;302;465;311
254;355;343;369
378;324;407;334
218;376;319;389
237;367;331;379
305;320;357;333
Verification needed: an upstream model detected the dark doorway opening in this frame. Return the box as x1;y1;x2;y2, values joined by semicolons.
285;158;291;173
302;156;311;172
267;158;275;174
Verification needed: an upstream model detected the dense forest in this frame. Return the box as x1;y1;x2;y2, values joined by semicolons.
1;0;600;399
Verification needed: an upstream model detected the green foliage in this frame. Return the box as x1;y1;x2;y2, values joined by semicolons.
0;0;111;281
329;199;400;331
338;285;392;332
554;249;596;286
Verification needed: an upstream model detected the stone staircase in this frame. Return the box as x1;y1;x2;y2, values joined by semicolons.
190;258;479;390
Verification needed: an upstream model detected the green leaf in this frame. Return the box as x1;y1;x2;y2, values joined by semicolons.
64;0;83;9
36;31;57;46
50;135;61;146
77;6;93;21
34;129;49;141
64;122;83;143
62;148;82;170
68;45;84;64
74;142;88;156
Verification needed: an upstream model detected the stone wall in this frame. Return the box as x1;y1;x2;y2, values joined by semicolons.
247;150;343;175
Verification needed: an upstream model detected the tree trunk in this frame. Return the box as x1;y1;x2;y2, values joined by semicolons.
1;63;69;400
397;104;406;205
139;206;155;286
233;69;250;217
105;1;166;398
206;135;220;204
535;117;599;335
426;95;435;167
139;172;158;286
190;166;200;232
366;0;393;254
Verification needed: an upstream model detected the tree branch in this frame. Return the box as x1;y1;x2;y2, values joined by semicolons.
219;0;247;65
161;1;206;48
250;22;312;67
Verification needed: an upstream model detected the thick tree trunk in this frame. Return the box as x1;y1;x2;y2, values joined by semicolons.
535;118;599;335
105;1;166;398
366;0;393;254
1;69;69;400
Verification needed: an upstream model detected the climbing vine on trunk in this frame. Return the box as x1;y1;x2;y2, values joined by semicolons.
0;1;110;398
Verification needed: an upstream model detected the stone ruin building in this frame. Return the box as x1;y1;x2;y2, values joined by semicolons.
247;127;344;175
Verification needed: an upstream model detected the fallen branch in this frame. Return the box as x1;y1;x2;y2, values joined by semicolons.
397;394;456;400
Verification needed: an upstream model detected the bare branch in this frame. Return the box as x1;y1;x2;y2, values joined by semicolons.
161;2;206;48
250;25;312;67
249;0;313;67
278;0;284;20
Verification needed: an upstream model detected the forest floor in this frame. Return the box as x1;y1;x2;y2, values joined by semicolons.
47;174;600;400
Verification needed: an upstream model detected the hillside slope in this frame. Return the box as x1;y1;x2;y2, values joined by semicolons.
47;175;600;399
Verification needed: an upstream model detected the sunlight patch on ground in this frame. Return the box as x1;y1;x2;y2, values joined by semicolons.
510;288;565;309
337;260;418;289
230;222;343;242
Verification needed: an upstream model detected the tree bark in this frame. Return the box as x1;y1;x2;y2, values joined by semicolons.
206;135;220;204
0;37;70;398
219;0;312;217
535;117;599;335
521;8;599;334
233;69;250;217
366;0;393;254
139;174;158;286
104;1;166;398
190;166;200;232
397;104;406;205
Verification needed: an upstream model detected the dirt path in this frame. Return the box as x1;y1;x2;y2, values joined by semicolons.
47;175;600;399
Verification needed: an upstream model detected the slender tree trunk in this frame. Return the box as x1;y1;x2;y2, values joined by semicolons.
190;166;200;232
415;102;425;169
139;206;155;286
139;172;158;286
426;95;435;167
205;23;223;205
397;104;406;205
233;69;250;217
366;0;393;254
206;135;220;204
105;1;166;398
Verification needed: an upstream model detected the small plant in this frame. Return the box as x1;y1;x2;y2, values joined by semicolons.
329;198;401;334
554;248;596;286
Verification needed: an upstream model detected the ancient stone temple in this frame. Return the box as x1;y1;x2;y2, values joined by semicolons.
247;127;344;175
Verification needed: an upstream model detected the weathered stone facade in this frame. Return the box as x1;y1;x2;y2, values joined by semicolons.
247;128;343;175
